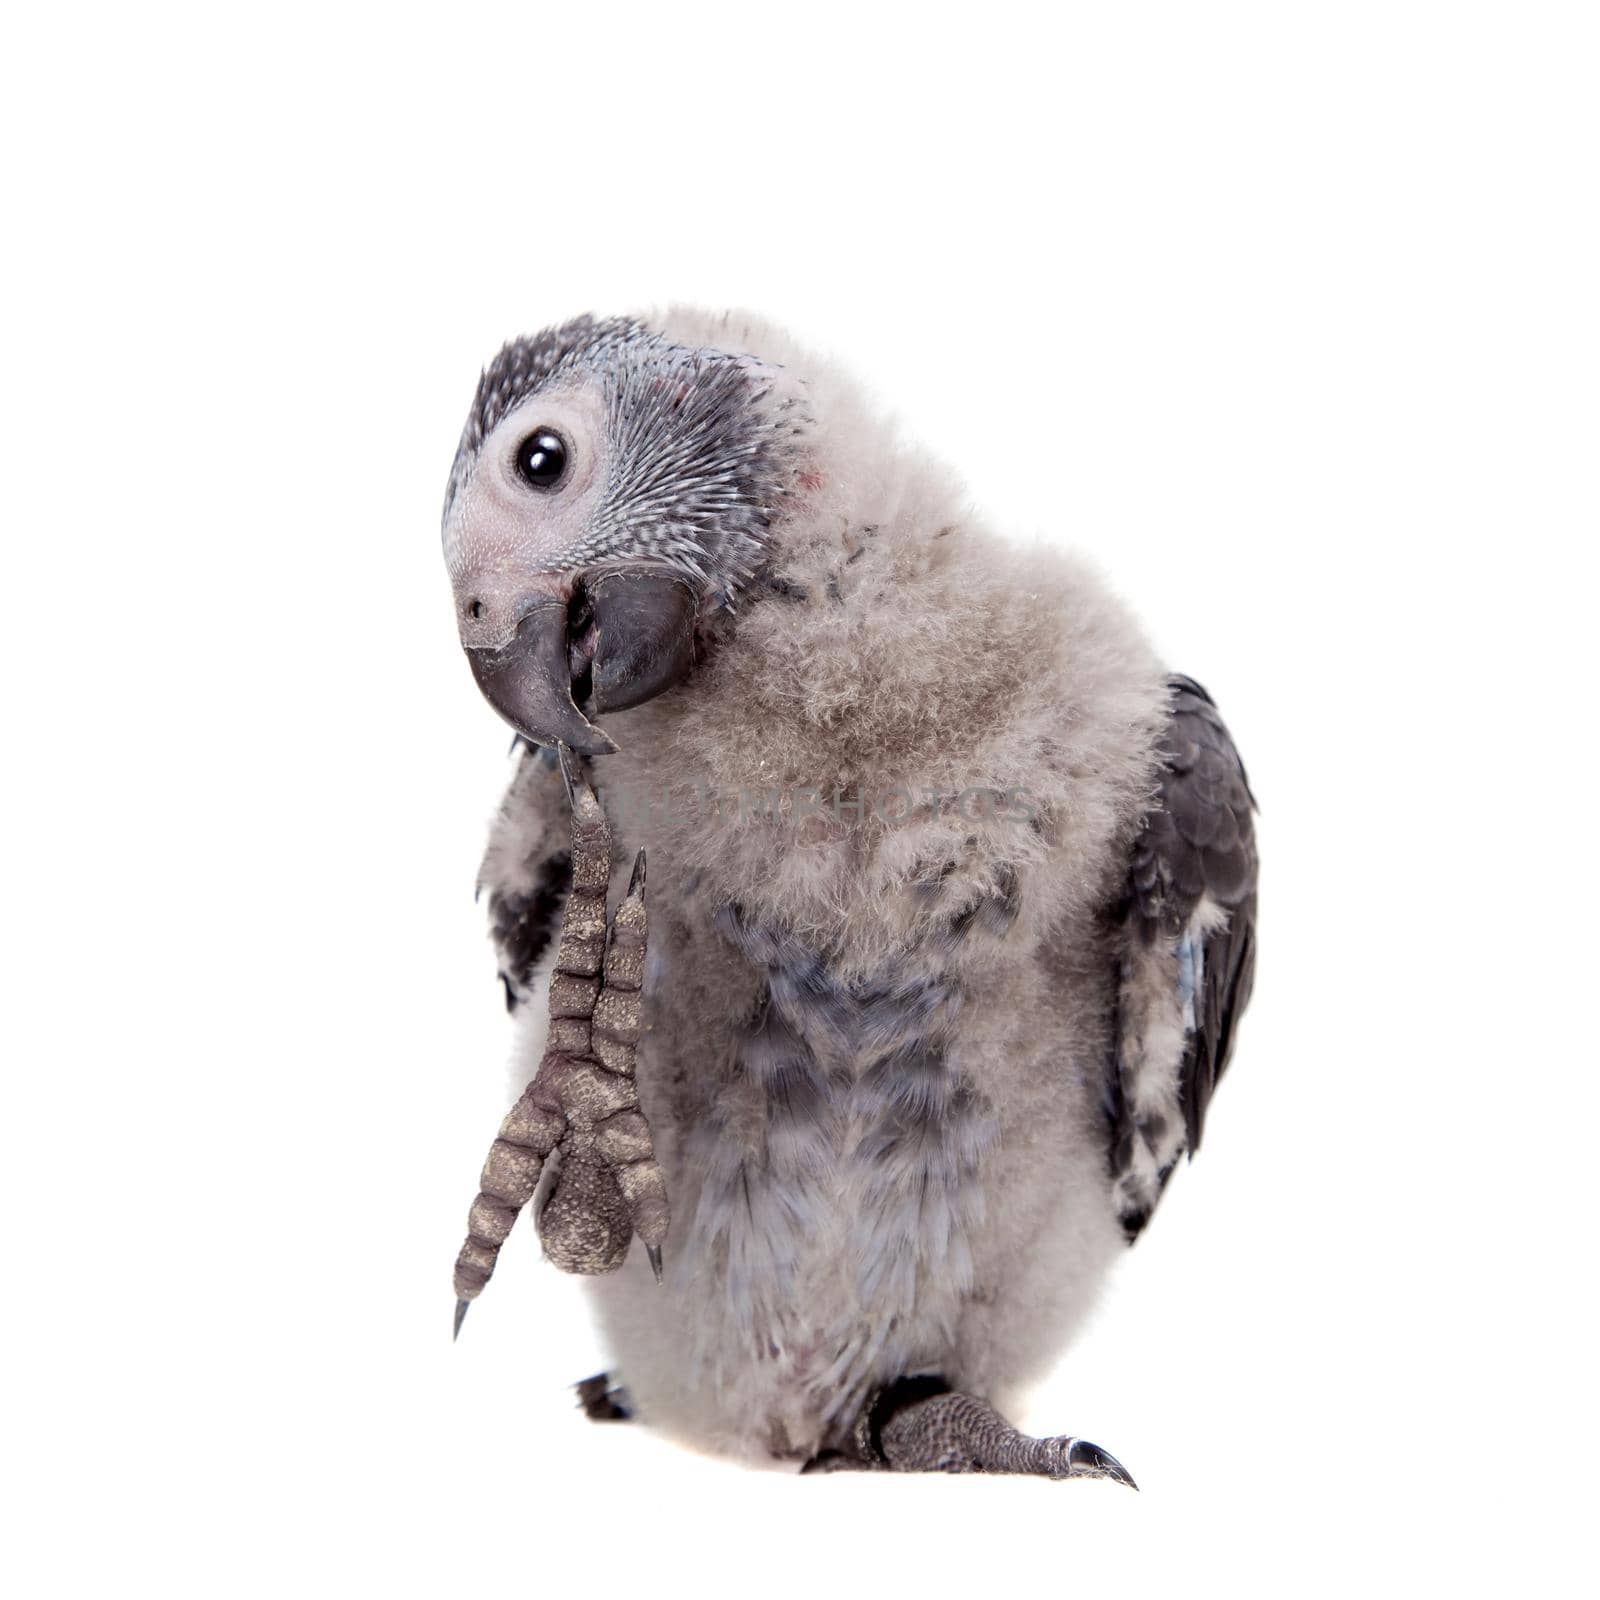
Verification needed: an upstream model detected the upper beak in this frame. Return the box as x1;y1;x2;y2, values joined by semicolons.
466;598;616;755
461;569;698;755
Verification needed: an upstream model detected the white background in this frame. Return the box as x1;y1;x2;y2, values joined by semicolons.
6;4;1596;1594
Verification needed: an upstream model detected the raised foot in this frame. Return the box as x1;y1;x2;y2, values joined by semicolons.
451;746;668;1328
804;1378;1137;1487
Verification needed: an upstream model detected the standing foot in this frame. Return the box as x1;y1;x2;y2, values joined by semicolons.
805;1376;1137;1486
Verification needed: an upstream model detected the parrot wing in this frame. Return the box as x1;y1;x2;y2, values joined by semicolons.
477;743;575;1012
1107;675;1259;1238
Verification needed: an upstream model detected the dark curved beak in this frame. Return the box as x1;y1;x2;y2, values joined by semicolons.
466;599;616;756
463;570;697;756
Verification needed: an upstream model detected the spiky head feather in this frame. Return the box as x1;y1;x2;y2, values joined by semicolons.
444;315;810;602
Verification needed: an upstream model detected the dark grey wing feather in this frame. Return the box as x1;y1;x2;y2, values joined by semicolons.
1110;676;1258;1236
487;851;571;1011
478;744;575;1012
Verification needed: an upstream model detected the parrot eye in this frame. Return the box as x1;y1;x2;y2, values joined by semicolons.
515;429;568;490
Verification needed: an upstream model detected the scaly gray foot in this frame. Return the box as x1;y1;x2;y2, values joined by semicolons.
451;746;668;1330
804;1377;1137;1486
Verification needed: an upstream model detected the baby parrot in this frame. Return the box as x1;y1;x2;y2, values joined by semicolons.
443;310;1257;1479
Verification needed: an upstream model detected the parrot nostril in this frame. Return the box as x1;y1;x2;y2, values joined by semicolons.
467;599;485;621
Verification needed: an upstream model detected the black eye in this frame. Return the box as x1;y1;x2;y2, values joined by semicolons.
515;429;568;489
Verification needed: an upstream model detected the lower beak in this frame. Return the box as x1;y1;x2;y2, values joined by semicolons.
463;569;697;756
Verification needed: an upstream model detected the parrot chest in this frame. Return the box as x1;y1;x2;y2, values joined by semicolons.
666;903;1000;1439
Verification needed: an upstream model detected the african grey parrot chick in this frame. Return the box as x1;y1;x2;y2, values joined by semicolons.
443;310;1258;1480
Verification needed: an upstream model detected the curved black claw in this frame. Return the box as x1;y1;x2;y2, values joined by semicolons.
799;1450;869;1475
575;1372;635;1422
453;1298;471;1341
556;741;580;808
645;1243;664;1285
1065;1438;1138;1489
628;847;647;895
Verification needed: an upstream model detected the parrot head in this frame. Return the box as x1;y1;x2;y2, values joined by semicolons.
441;315;805;754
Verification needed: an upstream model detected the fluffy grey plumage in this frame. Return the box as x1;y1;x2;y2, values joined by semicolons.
442;308;1259;1474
